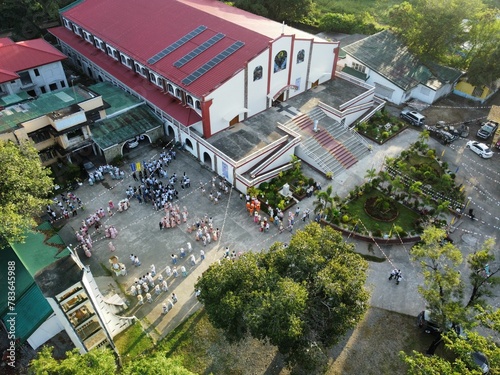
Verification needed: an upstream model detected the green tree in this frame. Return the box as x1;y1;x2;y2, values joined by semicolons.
121;353;196;375
456;9;500;86
0;140;53;246
388;0;483;63
233;0;313;23
411;227;465;329
465;239;499;308
402;325;500;374
30;347;116;374
196;223;369;370
364;167;377;182
313;185;336;217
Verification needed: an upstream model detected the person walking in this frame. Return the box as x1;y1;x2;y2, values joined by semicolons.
171;254;178;264
172;293;178;303
200;249;205;261
162;303;169;314
190;254;196;266
396;270;403;285
181;265;187;277
388;269;398;280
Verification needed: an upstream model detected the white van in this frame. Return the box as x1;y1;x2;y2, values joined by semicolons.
400;109;425;126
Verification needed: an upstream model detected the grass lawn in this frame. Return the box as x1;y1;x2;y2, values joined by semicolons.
149;307;440;374
114;321;154;364
343;190;420;235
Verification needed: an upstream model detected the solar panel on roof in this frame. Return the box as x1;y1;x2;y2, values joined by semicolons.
147;25;207;65
174;33;225;68
182;41;244;85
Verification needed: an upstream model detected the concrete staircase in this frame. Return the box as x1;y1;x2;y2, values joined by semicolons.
283;108;371;176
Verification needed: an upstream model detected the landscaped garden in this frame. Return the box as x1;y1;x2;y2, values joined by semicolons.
355;110;408;144
316;135;465;239
247;156;318;212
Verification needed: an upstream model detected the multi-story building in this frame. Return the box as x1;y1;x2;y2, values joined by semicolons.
49;0;376;191
0;37;68;98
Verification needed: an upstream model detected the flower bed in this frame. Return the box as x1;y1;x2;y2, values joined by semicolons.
356;110;408;144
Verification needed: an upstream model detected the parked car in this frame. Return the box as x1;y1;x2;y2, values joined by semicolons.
400;108;426;126
83;161;96;174
472;351;490;374
417;310;441;334
477;121;498;139
417;310;463;336
425;125;458;145
466;141;494;159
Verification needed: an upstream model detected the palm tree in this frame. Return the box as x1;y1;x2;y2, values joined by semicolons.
313;185;335;216
364;168;377;182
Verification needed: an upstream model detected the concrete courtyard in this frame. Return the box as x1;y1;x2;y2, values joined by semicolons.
55;125;500;344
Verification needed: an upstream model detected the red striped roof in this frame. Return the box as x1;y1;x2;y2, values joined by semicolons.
58;0;313;97
50;27;201;126
0;37;66;84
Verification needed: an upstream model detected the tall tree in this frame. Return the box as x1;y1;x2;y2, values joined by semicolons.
404;227;500;372
196;223;369;371
388;0;484;63
30;347;117;374
411;227;465;329
121;353;196;375
233;0;313;23
0;140;53;246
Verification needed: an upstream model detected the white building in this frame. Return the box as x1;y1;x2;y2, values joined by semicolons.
341;30;462;105
49;0;376;190
0;37;68;98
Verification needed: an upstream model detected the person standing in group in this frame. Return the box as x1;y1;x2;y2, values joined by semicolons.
396;270;403;285
388;268;398;280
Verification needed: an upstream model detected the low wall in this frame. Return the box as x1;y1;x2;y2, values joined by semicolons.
321;219;421;244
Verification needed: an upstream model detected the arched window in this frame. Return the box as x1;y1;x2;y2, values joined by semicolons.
185;138;193;149
175;88;181;98
253;66;263;81
195;101;201;110
297;49;305;64
274;50;287;73
167;84;174;94
187;96;194;106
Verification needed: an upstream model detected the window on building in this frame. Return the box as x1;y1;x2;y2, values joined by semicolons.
175;88;181;98
72;25;82;36
297;49;305;64
63;19;71;30
186;96;194;106
34;68;40;77
83;31;93;43
274;50;287;72
120;54;131;68
40;86;46;93
49;83;58;91
352;62;366;74
253;66;263;81
30;130;51;144
60;81;66;88
195;101;201;110
149;72;156;83
66;128;84;140
39;149;57;162
167;84;174;94
156;77;163;87
18;71;32;86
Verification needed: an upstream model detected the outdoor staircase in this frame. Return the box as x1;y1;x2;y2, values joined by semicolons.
283;107;371;176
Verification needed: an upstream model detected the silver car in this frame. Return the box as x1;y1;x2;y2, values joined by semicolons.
466;141;494;159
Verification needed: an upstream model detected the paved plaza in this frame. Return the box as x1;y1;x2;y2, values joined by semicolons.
55;126;500;343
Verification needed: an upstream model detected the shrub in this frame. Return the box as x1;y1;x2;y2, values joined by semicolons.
381;131;390;139
342;214;350;223
319;12;357;33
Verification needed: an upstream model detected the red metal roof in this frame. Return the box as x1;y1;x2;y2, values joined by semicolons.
0;37;67;84
50;27;201;126
57;0;289;97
